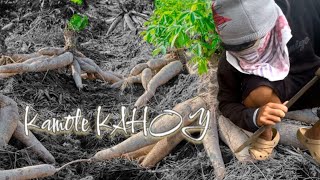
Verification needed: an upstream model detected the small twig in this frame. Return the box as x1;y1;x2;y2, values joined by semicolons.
57;159;91;171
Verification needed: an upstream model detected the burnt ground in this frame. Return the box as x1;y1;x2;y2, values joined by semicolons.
0;0;319;179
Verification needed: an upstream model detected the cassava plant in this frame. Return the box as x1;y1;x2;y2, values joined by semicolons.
0;0;123;88
104;0;151;36
143;0;221;74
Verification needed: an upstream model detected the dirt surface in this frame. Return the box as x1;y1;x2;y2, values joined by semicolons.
0;0;319;179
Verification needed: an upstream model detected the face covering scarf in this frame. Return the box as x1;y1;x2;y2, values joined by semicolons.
225;5;292;82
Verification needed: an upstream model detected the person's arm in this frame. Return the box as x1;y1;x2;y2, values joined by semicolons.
217;53;259;132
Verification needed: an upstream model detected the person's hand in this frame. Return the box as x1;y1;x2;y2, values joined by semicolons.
256;102;288;127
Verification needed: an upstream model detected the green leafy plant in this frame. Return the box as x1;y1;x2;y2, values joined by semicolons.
142;0;221;74
67;0;88;32
70;0;84;6
68;14;88;32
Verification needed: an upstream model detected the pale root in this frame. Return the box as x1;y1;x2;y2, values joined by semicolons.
0;164;57;180
13;121;56;164
0;95;19;148
146;55;177;70
130;63;148;76
108;71;124;79
76;57;97;73
147;58;167;70
218;115;255;162
11;53;40;63
71;60;83;89
0;72;17;78
149;96;206;134
77;57;121;83
135;61;183;108
92;96;206;161
0;52;73;73
92;132;160;161
107;15;123;36
140;131;185;168
141;68;153;90
37;47;65;56
140;121;202;168
130;10;149;19
94;71;122;84
131;15;143;26
23;56;49;64
122;144;156;160
124;13;136;31
111;75;141;89
203;107;225;180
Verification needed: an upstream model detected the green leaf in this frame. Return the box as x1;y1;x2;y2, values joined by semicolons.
170;33;180;48
198;58;208;74
142;0;222;73
190;12;196;24
191;4;198;12
68;14;88;32
70;0;83;5
152;47;162;56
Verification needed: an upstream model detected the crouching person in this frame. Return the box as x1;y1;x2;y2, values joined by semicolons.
213;0;320;162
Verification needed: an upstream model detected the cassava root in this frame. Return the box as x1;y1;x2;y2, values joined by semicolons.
0;94;19;148
134;60;183;108
0;164;57;180
0;159;90;180
91;96;206;161
13;121;56;164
